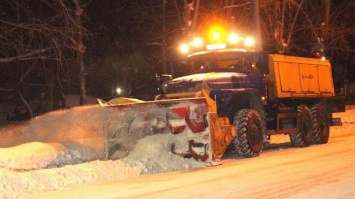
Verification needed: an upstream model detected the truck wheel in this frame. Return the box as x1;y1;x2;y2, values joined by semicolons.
233;109;264;158
311;104;330;144
289;105;313;147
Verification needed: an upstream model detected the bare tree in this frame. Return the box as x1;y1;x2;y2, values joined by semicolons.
0;0;90;119
72;0;88;105
260;0;355;57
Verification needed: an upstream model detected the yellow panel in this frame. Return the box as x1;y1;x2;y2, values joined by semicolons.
318;65;335;94
299;64;319;93
268;54;334;98
278;62;301;93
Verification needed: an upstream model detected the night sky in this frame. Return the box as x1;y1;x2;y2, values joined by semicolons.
0;0;354;110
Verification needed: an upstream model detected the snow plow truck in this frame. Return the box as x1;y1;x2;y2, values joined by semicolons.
99;27;345;165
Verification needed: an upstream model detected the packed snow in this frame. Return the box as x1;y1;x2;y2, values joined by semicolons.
0;105;209;198
0;104;354;199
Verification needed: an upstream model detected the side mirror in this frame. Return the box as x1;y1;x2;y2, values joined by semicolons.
156;74;172;93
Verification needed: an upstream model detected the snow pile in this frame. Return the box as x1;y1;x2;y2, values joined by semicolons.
0;141;105;170
122;133;209;174
0;160;141;199
0;105;354;198
0;104;208;198
0;131;208;199
0;132;208;198
0;105;105;170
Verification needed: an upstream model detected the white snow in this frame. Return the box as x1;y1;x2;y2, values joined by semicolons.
121;133;209;174
0;104;209;198
0;160;141;199
0;105;354;198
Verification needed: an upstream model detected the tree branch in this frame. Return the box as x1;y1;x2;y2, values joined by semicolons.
0;47;52;63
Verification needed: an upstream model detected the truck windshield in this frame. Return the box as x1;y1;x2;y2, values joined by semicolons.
177;51;261;77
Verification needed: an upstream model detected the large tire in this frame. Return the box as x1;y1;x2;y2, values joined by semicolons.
233;109;264;158
289;105;313;147
311;104;330;144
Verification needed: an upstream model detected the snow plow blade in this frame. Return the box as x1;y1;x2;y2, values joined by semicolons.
98;94;236;164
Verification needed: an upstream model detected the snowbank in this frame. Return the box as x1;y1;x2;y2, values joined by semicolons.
0;105;105;170
122;133;209;174
0;105;354;198
0;160;141;199
0;103;209;198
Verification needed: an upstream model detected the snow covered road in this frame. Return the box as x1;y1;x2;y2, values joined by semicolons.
33;110;355;199
1;108;354;199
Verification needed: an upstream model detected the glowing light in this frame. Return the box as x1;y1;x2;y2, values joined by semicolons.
228;33;240;44
321;56;326;61
212;31;221;40
116;87;122;95
244;37;255;47
206;43;226;50
208;26;226;42
190;37;203;47
181;26;258;53
179;43;190;54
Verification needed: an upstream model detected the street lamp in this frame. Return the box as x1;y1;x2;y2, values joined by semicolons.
116;87;122;95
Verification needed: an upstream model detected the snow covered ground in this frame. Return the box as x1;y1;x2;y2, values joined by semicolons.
0;105;209;199
0;105;354;199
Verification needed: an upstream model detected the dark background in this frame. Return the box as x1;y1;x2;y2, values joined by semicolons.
0;0;354;119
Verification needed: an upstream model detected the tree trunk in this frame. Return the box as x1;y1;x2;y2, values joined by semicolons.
191;0;200;33
78;52;87;105
73;0;87;105
161;0;167;74
325;0;331;37
251;0;263;52
279;0;286;54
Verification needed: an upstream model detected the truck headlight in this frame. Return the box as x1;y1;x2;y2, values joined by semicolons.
179;43;190;54
244;37;255;47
